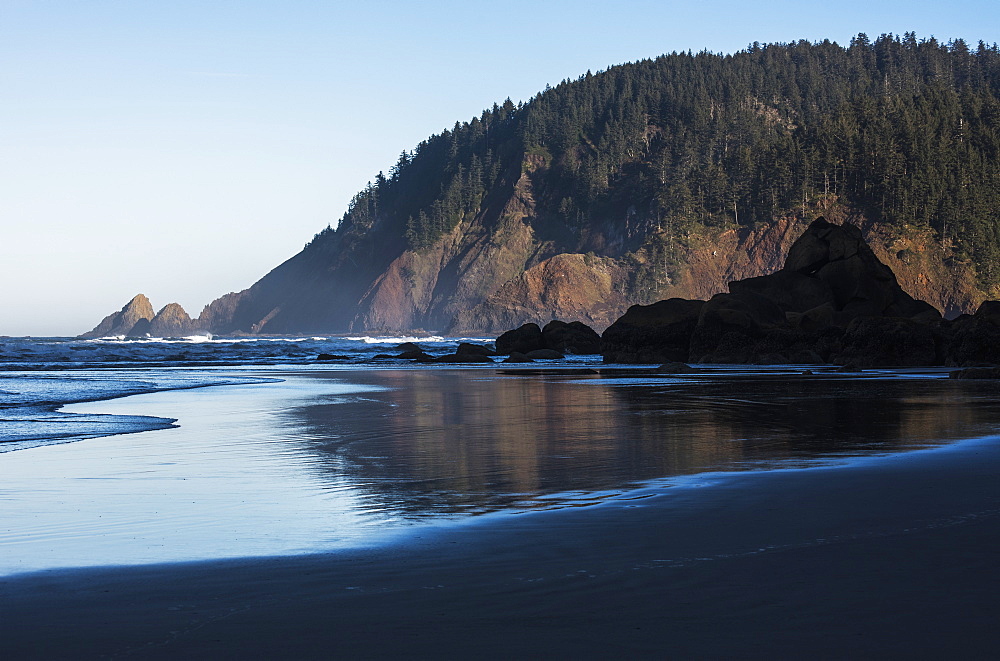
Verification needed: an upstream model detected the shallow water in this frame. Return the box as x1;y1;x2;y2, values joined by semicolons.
2;366;999;575
0;375;393;575
0;334;510;450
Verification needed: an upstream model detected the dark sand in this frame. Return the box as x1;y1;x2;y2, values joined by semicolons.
2;433;999;659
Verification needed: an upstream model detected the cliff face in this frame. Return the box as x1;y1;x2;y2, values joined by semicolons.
451;253;631;333
191;195;981;336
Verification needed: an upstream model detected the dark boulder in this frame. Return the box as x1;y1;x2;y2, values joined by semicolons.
395;342;422;353
398;349;434;360
784;218;939;325
941;301;1000;365
729;269;834;314
595;218;956;366
495;323;544;355
833;317;937;366
784;303;835;333
668;218;942;365
541;320;601;354
502;352;533;363
317;353;350;361
601;298;705;363
689;292;788;363
435;353;495;363
975;300;1000;324
525;349;564;360
786;348;825;365
456;342;497;356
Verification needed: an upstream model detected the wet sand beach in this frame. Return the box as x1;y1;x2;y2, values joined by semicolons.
2;368;999;658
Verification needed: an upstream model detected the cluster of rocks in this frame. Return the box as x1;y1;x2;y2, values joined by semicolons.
494;320;601;362
81;294;198;338
599;218;1000;367
318;337;577;365
498;218;1000;369
371;342;499;364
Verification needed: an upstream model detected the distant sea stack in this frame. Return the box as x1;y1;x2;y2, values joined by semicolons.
80;294;155;338
80;296;198;338
148;303;197;337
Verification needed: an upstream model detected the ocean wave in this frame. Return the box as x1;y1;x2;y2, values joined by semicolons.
345;335;448;344
342;335;493;345
1;334;507;372
0;371;281;451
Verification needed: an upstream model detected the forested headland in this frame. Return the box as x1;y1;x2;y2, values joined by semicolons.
197;34;1000;334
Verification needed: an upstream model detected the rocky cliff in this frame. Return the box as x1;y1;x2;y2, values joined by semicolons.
188;200;982;337
81;294;156;338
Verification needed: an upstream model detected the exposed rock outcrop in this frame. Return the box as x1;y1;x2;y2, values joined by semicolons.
496;319;601;356
602;298;706;364
687;218;943;364
836;317;939;367
540;320;601;354
455;342;497;357
451;253;631;334
598;219;993;367
80;294;155;338
81;296;199;339
148;303;197;337
939;301;1000;366
495;323;545;355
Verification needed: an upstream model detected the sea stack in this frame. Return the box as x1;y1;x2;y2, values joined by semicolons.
148;303;197;337
80;295;197;338
80;294;155;338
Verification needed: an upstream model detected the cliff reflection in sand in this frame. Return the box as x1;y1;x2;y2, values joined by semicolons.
281;370;1000;518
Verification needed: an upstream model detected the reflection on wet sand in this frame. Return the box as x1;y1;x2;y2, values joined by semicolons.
283;369;1000;517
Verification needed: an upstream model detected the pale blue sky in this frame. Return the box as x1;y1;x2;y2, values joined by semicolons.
2;0;997;335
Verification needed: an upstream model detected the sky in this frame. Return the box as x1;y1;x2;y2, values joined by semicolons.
2;0;998;336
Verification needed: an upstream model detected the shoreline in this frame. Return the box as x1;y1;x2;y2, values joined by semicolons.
3;428;999;658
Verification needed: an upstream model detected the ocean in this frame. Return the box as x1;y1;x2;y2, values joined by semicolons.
0;333;521;452
1;334;993;576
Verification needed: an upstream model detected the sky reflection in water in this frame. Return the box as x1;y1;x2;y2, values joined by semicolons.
282;369;1000;517
3;367;999;574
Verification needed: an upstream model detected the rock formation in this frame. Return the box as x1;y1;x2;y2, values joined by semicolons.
81;297;197;339
148;303;197;337
600;298;706;364
599;218;1000;367
496;320;601;356
80;294;156;338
